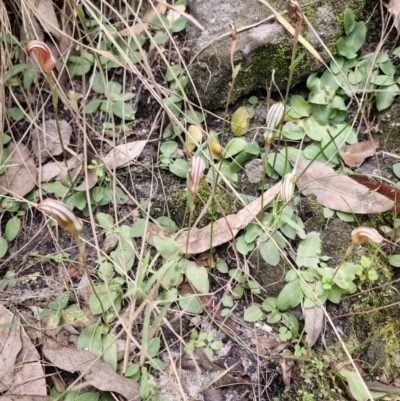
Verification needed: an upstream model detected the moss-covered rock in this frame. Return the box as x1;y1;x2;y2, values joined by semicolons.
186;0;366;109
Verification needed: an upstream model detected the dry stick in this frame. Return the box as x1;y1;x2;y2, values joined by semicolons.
221;20;238;143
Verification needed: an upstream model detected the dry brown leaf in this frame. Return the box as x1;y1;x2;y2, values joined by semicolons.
388;0;400;34
147;182;281;254
0;306;22;393
304;306;324;349
119;1;167;36
166;4;185;28
0;143;37;197
74;167;98;191
339;138;379;168
249;336;276;349
39;161;64;182
29;0;61;39
32;120;72;163
43;332;139;400
102;140;147;169
295;160;394;213
0;305;46;396
249;336;283;355
366;381;400;392
57;153;99;191
279;351;292;392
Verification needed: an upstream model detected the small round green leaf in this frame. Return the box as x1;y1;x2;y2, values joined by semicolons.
216;261;229;273
169;159;189;178
5;216;20;242
0;237;7;258
388;255;400;267
393;163;400;179
244;305;262;322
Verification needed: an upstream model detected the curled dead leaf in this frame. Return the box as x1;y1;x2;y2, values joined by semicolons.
279;351;292;392
339;138;379;168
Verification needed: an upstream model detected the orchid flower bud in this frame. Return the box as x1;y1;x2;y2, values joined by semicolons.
280;172;296;204
263;102;284;145
36;198;82;240
188;156;205;195
351;227;383;245
26;40;56;73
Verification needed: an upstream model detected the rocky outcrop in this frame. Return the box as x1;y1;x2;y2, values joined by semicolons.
186;0;366;109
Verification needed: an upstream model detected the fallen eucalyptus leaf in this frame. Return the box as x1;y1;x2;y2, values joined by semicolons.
102;140;147;169
0;143;37;197
147;182;281;254
304;306;324;348
295;160;394;213
339;138;379;168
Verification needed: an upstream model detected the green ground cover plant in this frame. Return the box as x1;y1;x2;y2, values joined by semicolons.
2;1;400;400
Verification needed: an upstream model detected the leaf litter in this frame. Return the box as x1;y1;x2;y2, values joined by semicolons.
304;306;324;348
295;160;394;213
0;143;37;197
42;327;140;400
0;305;46;396
339;137;379;168
147;182;282;254
31;119;72;163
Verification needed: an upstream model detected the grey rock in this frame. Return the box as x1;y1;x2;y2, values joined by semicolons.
187;0;366;109
245;158;264;184
102;235;119;254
